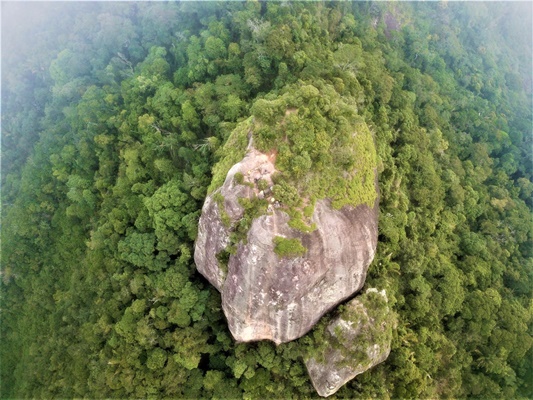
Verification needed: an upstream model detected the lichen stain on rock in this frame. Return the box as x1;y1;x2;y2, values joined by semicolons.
194;142;379;345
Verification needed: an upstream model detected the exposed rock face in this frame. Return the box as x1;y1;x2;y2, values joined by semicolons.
194;143;277;291
305;289;393;397
194;144;379;344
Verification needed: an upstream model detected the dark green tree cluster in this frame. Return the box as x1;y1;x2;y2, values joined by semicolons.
1;2;531;398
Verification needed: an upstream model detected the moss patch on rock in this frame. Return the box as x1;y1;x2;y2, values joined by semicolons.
273;236;306;258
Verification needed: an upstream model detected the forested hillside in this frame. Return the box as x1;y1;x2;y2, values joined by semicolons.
1;2;531;398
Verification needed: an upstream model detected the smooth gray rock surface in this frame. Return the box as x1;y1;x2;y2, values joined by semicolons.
194;145;379;344
305;289;393;397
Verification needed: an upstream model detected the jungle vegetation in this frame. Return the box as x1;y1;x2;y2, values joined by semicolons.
1;2;532;398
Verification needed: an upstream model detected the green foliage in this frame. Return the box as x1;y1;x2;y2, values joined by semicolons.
208;117;252;194
273;181;301;209
273;236;306;258
234;171;244;185
215;249;230;277
118;232;158;269
147;348;167;370
234;197;269;242
249;80;378;230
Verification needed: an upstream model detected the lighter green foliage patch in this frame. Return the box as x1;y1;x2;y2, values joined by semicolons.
208;117;252;194
273;236;306;258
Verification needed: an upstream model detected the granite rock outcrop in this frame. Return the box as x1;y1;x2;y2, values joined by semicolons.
194;141;379;344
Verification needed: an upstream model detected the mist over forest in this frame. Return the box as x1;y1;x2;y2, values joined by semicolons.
1;2;532;398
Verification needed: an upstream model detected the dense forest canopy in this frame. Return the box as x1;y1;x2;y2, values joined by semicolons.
1;1;532;398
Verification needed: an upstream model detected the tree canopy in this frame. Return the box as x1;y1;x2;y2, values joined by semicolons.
1;2;532;398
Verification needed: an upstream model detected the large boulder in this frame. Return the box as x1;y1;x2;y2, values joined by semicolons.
305;288;394;397
194;142;379;344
